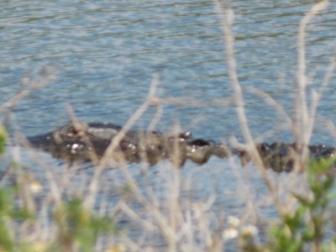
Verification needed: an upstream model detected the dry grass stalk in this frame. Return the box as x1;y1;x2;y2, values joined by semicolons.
214;0;282;214
294;0;330;171
0;66;57;114
84;74;160;209
0;2;334;251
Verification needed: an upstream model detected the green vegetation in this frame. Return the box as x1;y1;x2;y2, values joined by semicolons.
0;126;6;155
0;187;32;251
0;2;334;249
267;158;335;252
51;198;116;252
0;129;116;251
239;158;336;252
0;124;336;251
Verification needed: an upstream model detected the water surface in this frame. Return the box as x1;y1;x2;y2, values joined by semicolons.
1;0;335;141
1;0;336;245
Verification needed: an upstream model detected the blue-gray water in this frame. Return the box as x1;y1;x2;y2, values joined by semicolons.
1;0;335;142
1;0;336;246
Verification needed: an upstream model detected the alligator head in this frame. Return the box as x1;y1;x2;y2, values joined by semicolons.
27;121;117;162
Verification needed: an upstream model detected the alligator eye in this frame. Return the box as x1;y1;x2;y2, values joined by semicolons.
66;127;79;137
189;139;210;146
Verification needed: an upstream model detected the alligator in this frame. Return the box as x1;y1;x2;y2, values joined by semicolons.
26;121;336;172
26;121;230;167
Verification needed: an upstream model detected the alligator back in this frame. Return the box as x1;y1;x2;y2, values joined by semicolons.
26;121;336;171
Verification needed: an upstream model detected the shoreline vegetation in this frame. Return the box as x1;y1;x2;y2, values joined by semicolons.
1;0;336;251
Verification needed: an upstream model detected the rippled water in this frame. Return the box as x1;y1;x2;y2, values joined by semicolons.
1;0;336;244
1;0;335;141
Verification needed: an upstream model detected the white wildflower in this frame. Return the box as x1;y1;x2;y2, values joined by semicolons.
29;181;42;194
227;215;240;227
223;228;238;240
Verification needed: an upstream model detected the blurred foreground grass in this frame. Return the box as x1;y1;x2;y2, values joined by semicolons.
0;124;335;252
0;0;335;250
